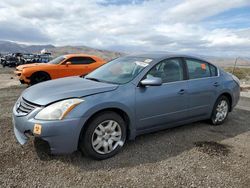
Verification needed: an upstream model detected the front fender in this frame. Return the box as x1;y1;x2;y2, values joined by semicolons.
65;86;137;139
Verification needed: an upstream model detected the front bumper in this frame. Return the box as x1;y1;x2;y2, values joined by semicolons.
13;107;87;154
14;70;30;84
14;125;29;145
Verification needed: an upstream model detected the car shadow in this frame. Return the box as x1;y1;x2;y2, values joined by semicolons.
35;108;250;171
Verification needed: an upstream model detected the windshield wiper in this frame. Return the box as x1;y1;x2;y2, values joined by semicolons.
85;77;101;82
85;77;119;85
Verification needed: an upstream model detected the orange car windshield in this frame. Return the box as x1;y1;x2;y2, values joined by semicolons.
48;56;65;64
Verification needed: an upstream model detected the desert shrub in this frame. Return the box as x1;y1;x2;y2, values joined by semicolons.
223;67;250;80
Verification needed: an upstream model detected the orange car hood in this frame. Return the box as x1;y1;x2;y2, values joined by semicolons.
17;63;48;70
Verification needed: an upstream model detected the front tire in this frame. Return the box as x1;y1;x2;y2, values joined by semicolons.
79;112;126;160
210;96;230;125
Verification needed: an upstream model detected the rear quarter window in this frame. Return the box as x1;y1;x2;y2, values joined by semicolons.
68;57;96;65
209;64;218;77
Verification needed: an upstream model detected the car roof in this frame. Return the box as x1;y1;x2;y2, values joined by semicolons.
127;52;210;63
64;54;98;58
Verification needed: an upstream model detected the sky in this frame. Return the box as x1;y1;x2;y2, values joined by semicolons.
0;0;250;57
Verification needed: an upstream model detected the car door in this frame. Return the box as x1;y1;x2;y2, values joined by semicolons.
135;58;189;130
185;58;221;118
62;57;96;77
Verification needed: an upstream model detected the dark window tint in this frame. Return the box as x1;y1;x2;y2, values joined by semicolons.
209;64;218;77
147;58;184;83
67;57;95;65
186;59;210;79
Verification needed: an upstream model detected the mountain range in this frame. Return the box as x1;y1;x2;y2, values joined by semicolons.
0;41;122;61
0;40;249;67
0;41;54;54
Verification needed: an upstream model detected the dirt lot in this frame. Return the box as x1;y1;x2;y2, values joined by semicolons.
0;67;250;187
0;67;20;89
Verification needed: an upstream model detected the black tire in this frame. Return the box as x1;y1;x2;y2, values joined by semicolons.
30;72;51;85
79;111;127;160
210;96;230;126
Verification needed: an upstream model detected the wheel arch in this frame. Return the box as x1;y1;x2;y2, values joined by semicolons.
78;107;132;147
217;92;233;112
30;71;51;79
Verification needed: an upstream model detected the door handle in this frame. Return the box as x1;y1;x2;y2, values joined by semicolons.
213;82;220;87
178;89;185;95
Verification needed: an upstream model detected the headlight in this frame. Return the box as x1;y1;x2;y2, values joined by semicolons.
35;98;84;120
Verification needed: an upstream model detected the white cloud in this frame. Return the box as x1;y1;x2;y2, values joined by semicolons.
203;28;250;47
0;0;249;56
167;0;250;22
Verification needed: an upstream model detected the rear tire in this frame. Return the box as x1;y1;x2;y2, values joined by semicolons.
30;72;50;85
79;111;126;160
210;96;230;126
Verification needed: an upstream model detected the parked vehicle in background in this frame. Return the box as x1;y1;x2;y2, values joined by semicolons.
38;53;51;63
22;53;51;64
0;54;3;65
1;53;22;67
22;54;37;64
0;54;6;66
15;54;106;85
0;53;52;67
12;53;240;160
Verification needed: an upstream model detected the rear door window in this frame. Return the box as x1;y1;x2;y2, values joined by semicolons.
185;59;211;79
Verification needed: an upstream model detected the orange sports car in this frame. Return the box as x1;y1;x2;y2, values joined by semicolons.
15;54;106;85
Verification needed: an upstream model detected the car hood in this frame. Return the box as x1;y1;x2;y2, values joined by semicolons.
17;63;48;70
22;77;118;106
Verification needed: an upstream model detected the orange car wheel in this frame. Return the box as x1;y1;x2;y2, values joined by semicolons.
30;72;51;85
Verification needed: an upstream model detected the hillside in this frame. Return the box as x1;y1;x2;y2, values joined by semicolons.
0;41;122;61
50;46;122;61
1;40;249;66
0;41;55;54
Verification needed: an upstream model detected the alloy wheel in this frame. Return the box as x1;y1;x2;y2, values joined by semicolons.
214;100;228;123
91;120;122;154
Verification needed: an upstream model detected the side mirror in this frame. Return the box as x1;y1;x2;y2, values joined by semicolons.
65;61;72;66
140;76;162;86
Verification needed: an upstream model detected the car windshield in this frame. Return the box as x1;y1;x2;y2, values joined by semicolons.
48;56;65;64
85;56;153;84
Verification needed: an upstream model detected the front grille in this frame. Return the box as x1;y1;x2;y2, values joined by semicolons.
16;98;38;116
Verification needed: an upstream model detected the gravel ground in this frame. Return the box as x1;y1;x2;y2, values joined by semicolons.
0;67;20;89
0;68;250;187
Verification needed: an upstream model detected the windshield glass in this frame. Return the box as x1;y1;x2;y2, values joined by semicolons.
86;56;153;84
48;56;65;64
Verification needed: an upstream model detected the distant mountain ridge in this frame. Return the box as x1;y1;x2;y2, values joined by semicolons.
0;40;249;66
0;41;122;61
0;40;55;53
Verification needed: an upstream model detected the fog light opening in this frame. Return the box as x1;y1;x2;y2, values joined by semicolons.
34;138;51;161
